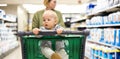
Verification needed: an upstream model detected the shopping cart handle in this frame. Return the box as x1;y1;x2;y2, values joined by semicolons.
18;30;89;36
62;30;89;36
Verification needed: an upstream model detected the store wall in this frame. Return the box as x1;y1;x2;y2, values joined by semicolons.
17;6;28;31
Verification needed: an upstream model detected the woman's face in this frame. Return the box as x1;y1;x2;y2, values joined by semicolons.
47;0;56;9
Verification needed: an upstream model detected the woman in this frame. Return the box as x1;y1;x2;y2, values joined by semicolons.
32;0;67;59
32;0;65;32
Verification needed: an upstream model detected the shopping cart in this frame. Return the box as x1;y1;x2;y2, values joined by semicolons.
18;30;89;59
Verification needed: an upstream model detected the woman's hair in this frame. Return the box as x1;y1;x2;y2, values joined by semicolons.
43;10;58;23
44;0;51;7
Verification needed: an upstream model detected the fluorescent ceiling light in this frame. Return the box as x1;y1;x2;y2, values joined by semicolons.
0;4;7;6
23;4;88;14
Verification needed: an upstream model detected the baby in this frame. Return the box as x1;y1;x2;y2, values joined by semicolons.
32;10;68;59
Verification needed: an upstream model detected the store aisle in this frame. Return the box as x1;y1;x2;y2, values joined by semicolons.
3;41;22;59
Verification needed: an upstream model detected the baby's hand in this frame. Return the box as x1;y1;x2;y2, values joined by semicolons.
56;28;63;35
32;28;40;35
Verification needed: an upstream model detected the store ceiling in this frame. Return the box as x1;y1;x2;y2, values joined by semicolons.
0;0;96;5
0;0;96;13
0;0;78;4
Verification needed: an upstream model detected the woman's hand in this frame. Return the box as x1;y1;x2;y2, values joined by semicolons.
56;28;63;35
32;28;40;35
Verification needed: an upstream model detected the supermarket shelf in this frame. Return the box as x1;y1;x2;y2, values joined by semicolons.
72;25;87;31
71;18;87;23
4;20;17;23
87;4;120;18
76;24;120;29
0;17;3;19
0;18;16;23
0;45;19;59
86;24;120;28
87;40;120;49
94;54;103;58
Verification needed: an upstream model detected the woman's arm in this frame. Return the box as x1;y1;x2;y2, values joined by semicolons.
59;13;66;28
32;13;39;29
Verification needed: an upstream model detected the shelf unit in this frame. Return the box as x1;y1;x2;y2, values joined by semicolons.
70;16;87;23
87;40;120;49
72;4;120;30
0;17;18;35
5;22;18;35
87;24;120;28
84;4;120;59
0;18;19;59
87;4;120;19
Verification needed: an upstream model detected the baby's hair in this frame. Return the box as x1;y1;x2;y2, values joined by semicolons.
42;10;58;23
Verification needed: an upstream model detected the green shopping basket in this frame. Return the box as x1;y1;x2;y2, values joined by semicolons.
18;30;89;59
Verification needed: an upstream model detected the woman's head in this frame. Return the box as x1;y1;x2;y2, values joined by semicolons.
42;10;58;29
44;0;56;9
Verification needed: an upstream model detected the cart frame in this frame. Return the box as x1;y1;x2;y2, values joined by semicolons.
18;30;89;59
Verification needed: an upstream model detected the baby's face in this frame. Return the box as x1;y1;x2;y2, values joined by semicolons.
43;15;56;30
